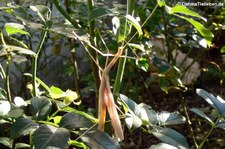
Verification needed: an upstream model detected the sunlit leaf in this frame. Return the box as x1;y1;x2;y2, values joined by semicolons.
80;130;120;149
68;140;87;149
196;89;225;115
169;5;205;21
33;124;70;149
136;58;148;72
0;101;10;116
5;109;24;119
49;86;63;99
10;118;38;139
0;137;11;148
138;103;158;125
175;15;213;47
158;111;186;125
189;108;213;124
4;23;29;36
216;121;225;130
149;143;178;149
126;14;143;37
152;127;189;149
125;114;142;129
59;113;94;129
220;46;225;54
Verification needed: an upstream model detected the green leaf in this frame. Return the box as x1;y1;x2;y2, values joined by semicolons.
10;118;38;139
61;107;97;122
158;111;186;125
0;137;12;148
196;89;225;115
138;103;158;125
49;86;63;99
125;114;142;129
126;14;143;37
5;108;24;119
152;127;189;149
175;15;213;47
128;43;145;52
59;112;94;130
33;124;70;149
88;8;111;22
136;58;149;72
15;143;30;148
80;130;120;149
0;45;36;57
0;101;10;116
68;140;87;149
119;94;141;116
189;108;213;124
157;0;166;7
4;23;29;36
159;78;170;94
220;46;225;54
149;143;178;149
31;97;52;120
216;121;225;130
169;5;205;21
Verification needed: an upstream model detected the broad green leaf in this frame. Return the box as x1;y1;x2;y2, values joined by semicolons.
152;127;189;149
68;140;87;149
0;101;10;116
4;23;29;36
50;86;63;99
0;137;11;148
149;143;178;149
119;94;141;116
158;111;186;125
220;46;225;54
138;103;158;125
0;45;36;57
189;108;213;124
159;78;170;94
216;122;225;130
52;116;62;125
5;108;24;119
169;5;205;21
59;112;94;129
125;114;142;129
15;143;30;148
80;130;120;149
176;15;213;47
33;124;70;149
88;8;111;22
10;118;38;139
126;14;143;37
61;106;97;122
128;43;145;52
196;89;225;115
31;97;52;120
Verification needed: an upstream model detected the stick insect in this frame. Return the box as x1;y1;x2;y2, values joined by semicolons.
71;3;157;140
72;31;124;141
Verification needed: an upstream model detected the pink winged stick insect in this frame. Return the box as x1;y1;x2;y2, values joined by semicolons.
98;47;124;141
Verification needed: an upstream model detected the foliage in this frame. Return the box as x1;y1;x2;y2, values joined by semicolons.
0;0;224;149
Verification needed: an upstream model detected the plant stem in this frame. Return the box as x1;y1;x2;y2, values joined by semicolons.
181;96;198;148
197;118;220;149
52;0;79;28
5;56;11;102
87;0;101;112
32;28;48;97
113;0;135;97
